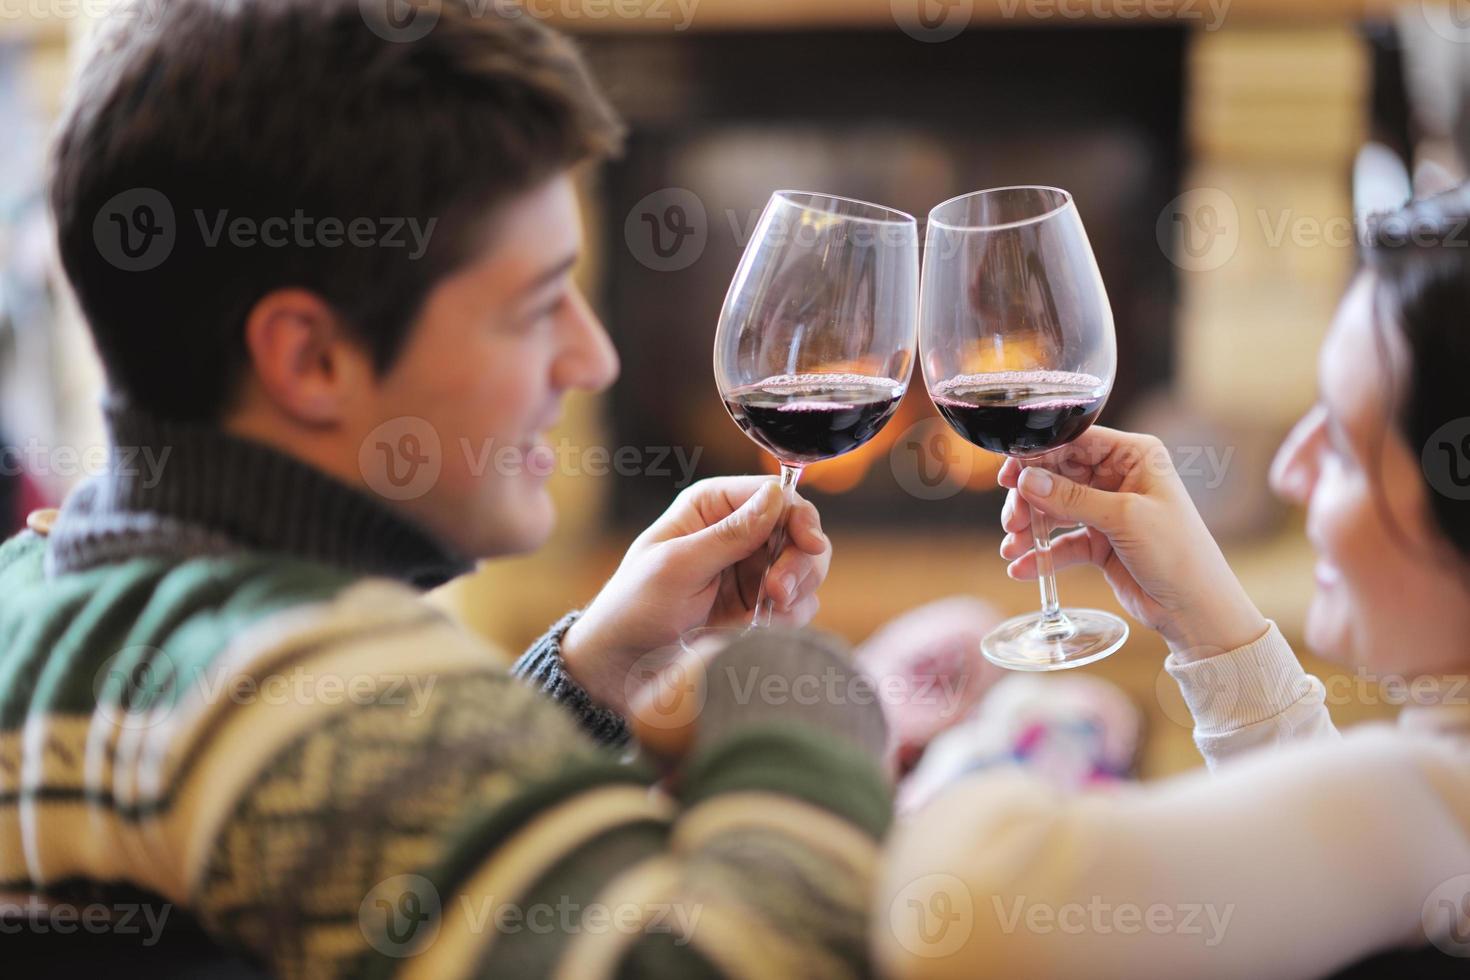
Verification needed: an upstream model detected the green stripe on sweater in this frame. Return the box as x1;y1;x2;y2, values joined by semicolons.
682;723;893;839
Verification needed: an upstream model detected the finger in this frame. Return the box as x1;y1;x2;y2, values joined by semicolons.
1004;500;1082;546
769;593;820;628
997;457;1022;488
1002;517;1091;559
1050;426;1174;492
1040;425;1135;470
653;475;779;542
1001;488;1032;534
770;539;830;604
671;481;785;575
1004;528;1108;580
1015;466;1133;533
767;553;813;607
786;496;829;556
999;530;1032;562
699;476;781;521
783;548;831;607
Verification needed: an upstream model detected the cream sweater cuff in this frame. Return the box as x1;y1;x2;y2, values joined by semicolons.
1163;621;1314;735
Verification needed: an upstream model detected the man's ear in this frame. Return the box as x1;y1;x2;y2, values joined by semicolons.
242;289;373;425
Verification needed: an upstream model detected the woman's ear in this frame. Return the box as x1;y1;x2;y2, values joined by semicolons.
241;289;373;425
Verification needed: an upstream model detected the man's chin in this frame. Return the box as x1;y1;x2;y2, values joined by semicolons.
468;497;556;559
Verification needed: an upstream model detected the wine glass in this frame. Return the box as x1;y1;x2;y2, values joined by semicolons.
689;190;918;648
920;185;1128;670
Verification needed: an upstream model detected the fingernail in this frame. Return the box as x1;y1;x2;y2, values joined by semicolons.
1020;467;1053;496
780;574;797;599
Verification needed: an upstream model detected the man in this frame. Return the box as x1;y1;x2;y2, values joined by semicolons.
1;1;890;975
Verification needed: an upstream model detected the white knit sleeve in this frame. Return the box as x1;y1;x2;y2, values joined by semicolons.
1164;621;1339;769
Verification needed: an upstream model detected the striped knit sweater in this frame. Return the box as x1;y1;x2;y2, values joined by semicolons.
0;404;891;978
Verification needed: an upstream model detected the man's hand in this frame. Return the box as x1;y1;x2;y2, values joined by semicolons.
561;476;831;716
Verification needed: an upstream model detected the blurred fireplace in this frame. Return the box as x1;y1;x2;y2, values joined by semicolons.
582;26;1186;529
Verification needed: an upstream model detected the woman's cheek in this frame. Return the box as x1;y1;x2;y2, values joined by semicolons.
1305;580;1359;664
1303;471;1376;664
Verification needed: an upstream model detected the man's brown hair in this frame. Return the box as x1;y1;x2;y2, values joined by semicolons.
50;0;623;421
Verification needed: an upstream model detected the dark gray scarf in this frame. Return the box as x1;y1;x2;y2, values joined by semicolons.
45;400;471;588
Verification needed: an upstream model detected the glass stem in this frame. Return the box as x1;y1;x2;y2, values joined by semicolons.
1028;498;1076;642
751;463;802;628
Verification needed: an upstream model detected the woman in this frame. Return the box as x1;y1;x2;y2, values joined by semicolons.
874;188;1470;979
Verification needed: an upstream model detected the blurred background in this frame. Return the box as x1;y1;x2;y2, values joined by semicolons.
2;0;1467;775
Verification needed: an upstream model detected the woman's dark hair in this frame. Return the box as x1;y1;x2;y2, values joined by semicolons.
49;0;623;422
1364;186;1470;560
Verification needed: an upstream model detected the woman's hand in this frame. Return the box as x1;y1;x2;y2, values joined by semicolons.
997;426;1267;660
562;476;830;715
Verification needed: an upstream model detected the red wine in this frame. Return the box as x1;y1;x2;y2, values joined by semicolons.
724;373;905;465
931;371;1106;457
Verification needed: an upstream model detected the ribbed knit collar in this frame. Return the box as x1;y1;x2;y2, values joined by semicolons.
45;400;471;588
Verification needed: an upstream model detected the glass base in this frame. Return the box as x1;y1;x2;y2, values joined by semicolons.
981;609;1129;672
678;626;748;656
